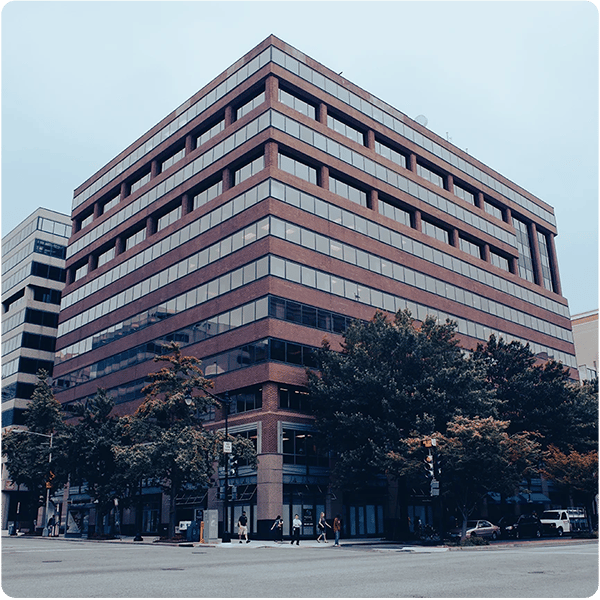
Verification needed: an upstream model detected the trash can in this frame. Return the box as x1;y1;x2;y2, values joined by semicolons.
186;520;200;543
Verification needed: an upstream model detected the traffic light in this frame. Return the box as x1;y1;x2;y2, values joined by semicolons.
424;453;434;478
228;457;238;477
435;456;442;479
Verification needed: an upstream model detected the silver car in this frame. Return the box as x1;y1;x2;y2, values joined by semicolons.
453;519;500;540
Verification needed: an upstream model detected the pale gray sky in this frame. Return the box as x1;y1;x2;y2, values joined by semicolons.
2;1;597;315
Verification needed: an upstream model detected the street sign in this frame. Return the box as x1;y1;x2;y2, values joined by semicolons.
223;441;232;453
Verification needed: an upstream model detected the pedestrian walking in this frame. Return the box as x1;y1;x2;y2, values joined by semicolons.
238;511;250;543
291;513;302;545
316;512;332;543
333;514;342;546
271;515;284;542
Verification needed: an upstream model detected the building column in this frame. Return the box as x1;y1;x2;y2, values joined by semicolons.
181;193;193;217
120;181;129;199
318;103;328;126
510;256;519;275
224;105;235;128
265;75;279;104
320;165;329;191
265;141;278;169
146;215;157;237
445;173;454;193
529;222;544;287
546;233;562;295
413;209;422;232
369;189;378;213
222;167;233;192
115;235;125;256
185;134;194;155
504;206;512;225
474;191;484;210
256;382;283;539
87;253;97;272
409;153;417;173
151;159;160;179
450;228;459;249
366;129;376;151
93;202;102;220
482;243;491;263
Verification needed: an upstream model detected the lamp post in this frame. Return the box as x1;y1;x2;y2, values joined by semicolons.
191;390;232;542
13;429;53;536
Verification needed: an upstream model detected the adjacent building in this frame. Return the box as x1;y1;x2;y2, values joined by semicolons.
53;35;576;539
571;309;598;381
1;208;71;529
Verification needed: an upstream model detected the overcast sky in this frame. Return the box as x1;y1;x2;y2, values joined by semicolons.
2;1;597;315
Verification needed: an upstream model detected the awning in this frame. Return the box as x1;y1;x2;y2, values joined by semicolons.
506;492;551;504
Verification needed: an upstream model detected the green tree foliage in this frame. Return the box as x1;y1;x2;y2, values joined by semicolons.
67;389;123;521
118;342;256;539
308;310;493;490
473;336;598;452
2;370;69;513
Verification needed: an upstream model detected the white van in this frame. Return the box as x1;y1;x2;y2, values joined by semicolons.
540;508;587;536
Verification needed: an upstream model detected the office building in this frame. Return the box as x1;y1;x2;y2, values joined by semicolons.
1;208;71;529
571;310;598;381
53;35;576;538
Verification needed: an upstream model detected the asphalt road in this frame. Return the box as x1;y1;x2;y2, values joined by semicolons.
1;536;597;598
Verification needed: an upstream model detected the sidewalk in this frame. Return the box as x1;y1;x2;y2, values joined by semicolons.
4;531;593;552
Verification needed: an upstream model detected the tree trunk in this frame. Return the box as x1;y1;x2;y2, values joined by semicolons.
168;477;179;539
459;506;469;541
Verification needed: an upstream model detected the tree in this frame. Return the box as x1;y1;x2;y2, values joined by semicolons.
67;389;123;532
473;336;598;452
388;416;540;540
121;342;257;539
2;370;70;527
541;445;598;525
308;310;494;491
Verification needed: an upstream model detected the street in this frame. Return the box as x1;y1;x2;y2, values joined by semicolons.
2;536;597;598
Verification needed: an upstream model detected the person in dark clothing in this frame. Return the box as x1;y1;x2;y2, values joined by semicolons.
238;511;249;543
316;512;332;543
271;515;284;542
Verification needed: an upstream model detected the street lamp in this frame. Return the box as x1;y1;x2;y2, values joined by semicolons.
188;390;232;542
13;429;53;536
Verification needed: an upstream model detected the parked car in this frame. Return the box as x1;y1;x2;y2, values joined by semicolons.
450;519;500;540
500;514;543;539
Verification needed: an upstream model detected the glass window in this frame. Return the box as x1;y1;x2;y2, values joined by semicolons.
327;113;364;145
417;162;444;189
234;155;265;185
278;88;316;119
236;91;266;120
278;153;317;185
329;175;367;207
459;236;481;259
422;220;449;244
